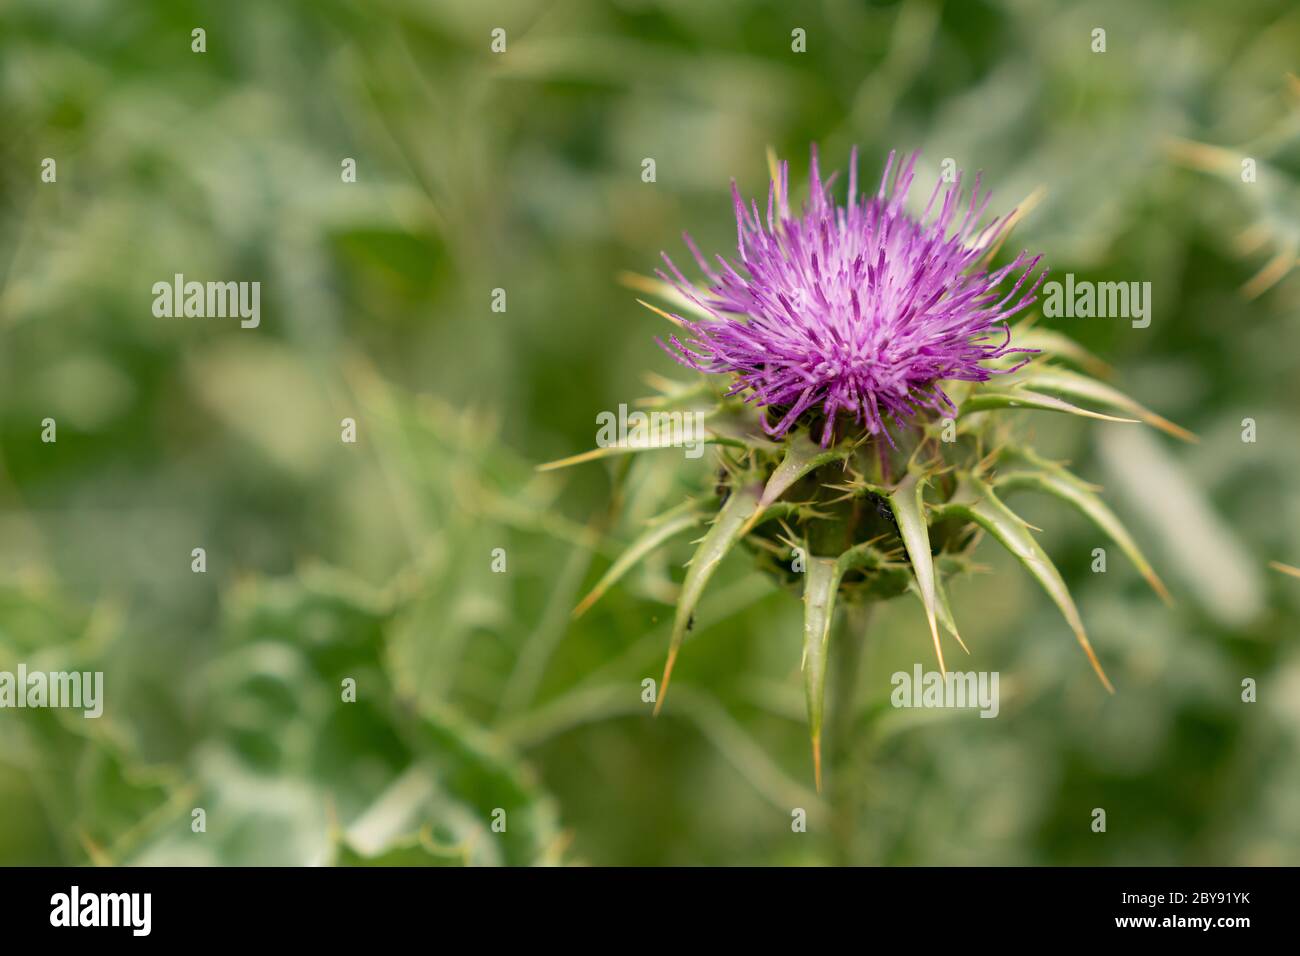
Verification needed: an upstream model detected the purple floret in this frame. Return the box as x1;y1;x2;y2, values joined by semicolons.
657;147;1046;446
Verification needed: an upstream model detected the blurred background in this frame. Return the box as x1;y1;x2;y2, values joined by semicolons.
1;0;1297;866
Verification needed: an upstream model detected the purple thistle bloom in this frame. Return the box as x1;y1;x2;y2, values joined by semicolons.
657;147;1047;446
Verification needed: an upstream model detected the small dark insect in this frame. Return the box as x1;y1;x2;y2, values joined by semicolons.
715;468;730;503
870;493;900;532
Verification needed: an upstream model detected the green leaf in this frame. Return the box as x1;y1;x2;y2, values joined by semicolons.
996;466;1171;605
934;476;1114;693
333;828;470;867
742;430;851;535
573;504;706;618
801;555;844;793
907;574;968;654
537;400;783;472
1009;328;1111;376
961;387;1138;425
835;541;890;575
1012;366;1196;442
888;469;946;671
702;404;783;451
933;575;967;651
635;371;717;408
621;271;717;322
655;480;763;714
834;542;912;600
402;699;564;866
537;435;702;471
1271;561;1300;580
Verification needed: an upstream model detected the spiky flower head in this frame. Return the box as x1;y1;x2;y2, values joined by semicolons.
659;147;1046;446
548;146;1189;791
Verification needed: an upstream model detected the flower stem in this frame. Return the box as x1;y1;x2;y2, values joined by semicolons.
828;601;872;865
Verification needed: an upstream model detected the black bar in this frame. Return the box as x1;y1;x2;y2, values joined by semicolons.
0;866;1278;942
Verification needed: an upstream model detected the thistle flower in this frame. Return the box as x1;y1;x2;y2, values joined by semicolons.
659;147;1046;446
544;147;1191;791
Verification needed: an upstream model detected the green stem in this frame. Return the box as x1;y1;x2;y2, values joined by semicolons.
828;601;872;865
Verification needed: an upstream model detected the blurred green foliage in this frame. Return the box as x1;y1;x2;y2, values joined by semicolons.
1;0;1297;865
